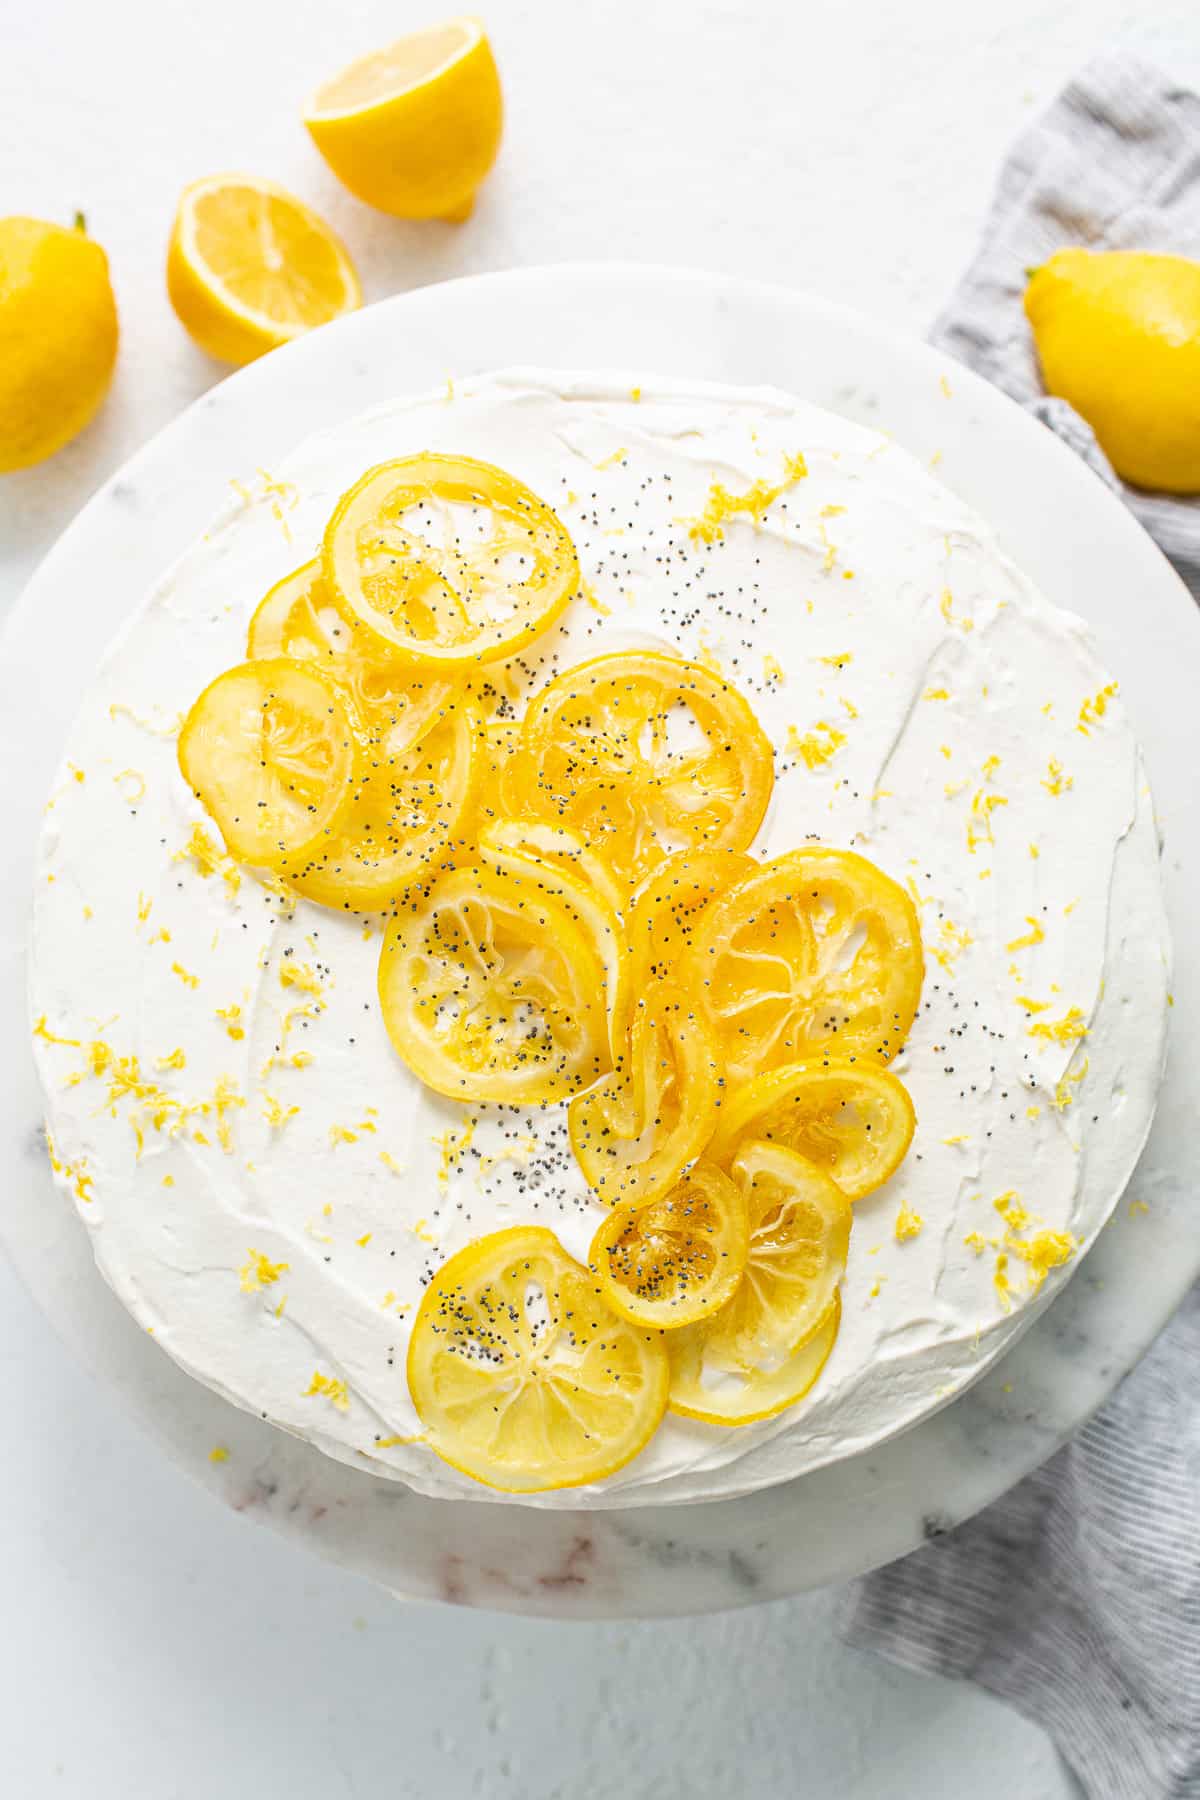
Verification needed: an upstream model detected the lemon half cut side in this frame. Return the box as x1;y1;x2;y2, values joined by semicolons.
303;18;503;222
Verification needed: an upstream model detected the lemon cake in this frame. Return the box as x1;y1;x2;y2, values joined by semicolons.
30;370;1169;1506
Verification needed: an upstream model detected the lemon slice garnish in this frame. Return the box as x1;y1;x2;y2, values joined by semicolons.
408;1226;668;1492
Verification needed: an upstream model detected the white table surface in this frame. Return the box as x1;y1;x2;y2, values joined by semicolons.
4;3;1198;1793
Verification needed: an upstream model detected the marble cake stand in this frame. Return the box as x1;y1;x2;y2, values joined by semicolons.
2;265;1196;1620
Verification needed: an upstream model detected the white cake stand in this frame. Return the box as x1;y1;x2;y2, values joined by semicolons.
2;265;1196;1619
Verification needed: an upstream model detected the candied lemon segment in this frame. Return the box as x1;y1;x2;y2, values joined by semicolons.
378;864;611;1103
669;1296;841;1426
324;455;579;667
590;1161;748;1330
707;1059;915;1201
407;1226;669;1492
686;846;923;1083
167;175;361;366
283;697;480;912
569;980;720;1208
666;1140;850;1424
177;657;356;864
519;652;774;890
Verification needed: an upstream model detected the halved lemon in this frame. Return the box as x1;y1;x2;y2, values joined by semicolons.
407;1226;668;1492
706;1059;915;1201
167;174;361;367
303;19;503;222
177;657;357;865
589;1161;748;1331
666;1140;850;1424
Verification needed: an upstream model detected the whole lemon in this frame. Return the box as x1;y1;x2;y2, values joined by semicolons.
303;19;503;222
0;215;119;474
1025;248;1200;494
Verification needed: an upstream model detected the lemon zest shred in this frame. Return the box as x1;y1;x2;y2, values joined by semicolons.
240;1249;289;1293
114;768;147;805
279;962;326;998
1030;1007;1088;1047
684;452;808;543
33;1015;81;1048
262;1093;299;1131
940;589;974;633
215;1003;245;1040
303;1370;350;1412
1006;916;1045;952
174;822;241;895
1042;757;1073;797
1077;681;1118;736
786;720;846;769
894;1204;924;1242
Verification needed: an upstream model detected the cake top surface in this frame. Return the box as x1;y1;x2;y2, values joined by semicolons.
30;370;1168;1506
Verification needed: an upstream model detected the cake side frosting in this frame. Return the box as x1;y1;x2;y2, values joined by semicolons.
30;370;1170;1506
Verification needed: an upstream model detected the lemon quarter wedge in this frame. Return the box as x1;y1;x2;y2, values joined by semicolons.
303;18;503;221
167;174;362;367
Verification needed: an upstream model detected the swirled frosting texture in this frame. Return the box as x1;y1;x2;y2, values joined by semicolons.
30;371;1169;1506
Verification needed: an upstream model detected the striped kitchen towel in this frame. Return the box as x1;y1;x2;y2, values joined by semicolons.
841;49;1200;1800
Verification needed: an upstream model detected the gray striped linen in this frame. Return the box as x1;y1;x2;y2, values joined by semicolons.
840;51;1200;1800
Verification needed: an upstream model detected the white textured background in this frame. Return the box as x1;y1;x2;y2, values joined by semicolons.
3;3;1198;1794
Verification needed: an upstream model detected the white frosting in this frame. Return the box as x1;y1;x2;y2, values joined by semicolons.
30;371;1170;1508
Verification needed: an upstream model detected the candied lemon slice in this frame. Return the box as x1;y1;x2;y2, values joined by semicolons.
617;846;756;1044
668;1296;841;1426
686;846;923;1083
706;1059;915;1201
668;1139;850;1403
282;697;480;913
324;455;579;668
378;864;611;1103
247;559;460;750
518;651;774;890
177;657;356;865
589;1161;748;1331
408;1226;669;1492
478;815;630;1050
246;560;348;662
471;716;534;830
568;980;720;1208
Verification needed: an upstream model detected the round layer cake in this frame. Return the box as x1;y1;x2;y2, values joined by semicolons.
30;370;1170;1507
